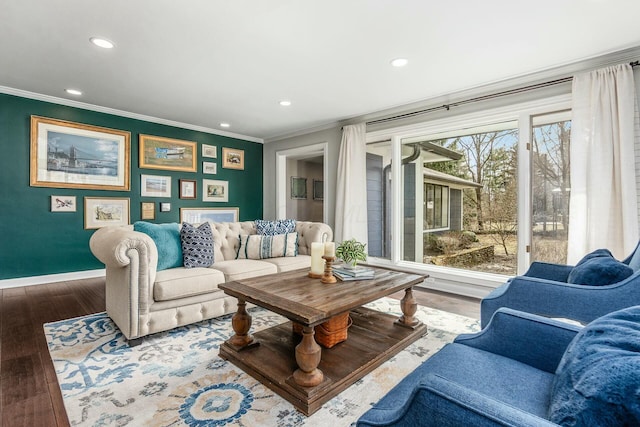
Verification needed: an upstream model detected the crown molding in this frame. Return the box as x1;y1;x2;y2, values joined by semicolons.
0;86;264;144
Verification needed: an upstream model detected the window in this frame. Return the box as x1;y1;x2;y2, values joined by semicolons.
365;97;573;283
424;183;449;230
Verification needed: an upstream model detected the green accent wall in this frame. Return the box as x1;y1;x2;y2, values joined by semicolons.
0;93;263;280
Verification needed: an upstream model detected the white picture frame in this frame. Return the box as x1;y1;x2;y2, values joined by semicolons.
203;161;217;175
84;197;130;229
51;195;77;212
141;174;171;198
203;179;228;202
202;144;217;158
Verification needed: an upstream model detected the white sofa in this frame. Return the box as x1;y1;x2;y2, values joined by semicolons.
90;221;333;343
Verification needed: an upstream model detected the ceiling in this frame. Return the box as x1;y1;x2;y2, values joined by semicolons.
2;1;640;142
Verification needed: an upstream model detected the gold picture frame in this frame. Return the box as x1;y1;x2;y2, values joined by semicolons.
139;134;197;172
141;202;155;220
30;116;130;190
222;147;244;170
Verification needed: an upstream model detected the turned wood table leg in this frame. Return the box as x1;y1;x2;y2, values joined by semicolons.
395;287;422;329
228;299;254;348
293;326;324;387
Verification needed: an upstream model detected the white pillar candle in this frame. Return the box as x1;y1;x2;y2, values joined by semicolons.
310;242;324;275
324;241;335;257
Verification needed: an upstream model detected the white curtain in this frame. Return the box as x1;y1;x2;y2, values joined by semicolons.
567;64;640;263
335;123;368;244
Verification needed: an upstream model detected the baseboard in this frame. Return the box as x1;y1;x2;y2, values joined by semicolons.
0;269;106;289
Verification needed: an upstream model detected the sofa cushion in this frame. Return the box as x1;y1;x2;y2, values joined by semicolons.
211;259;278;282
133;221;182;271
255;219;296;235
154;267;226;301
180;222;214;268
567;256;633;286
574;248;614;266
549;306;640;426
262;254;312;273
236;232;298;260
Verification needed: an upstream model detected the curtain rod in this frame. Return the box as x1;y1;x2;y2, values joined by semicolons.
367;60;640;126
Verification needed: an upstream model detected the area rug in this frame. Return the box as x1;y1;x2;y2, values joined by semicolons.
44;297;479;426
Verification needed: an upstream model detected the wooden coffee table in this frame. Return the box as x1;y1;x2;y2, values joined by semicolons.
218;266;428;415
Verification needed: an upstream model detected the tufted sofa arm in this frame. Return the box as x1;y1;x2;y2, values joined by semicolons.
296;222;333;255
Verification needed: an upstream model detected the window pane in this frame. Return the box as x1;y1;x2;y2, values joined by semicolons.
531;116;571;264
402;123;519;274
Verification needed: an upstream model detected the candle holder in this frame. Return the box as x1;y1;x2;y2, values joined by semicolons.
321;256;337;284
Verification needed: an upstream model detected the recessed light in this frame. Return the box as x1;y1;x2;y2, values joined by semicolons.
390;58;408;67
220;122;231;128
90;37;115;49
279;100;292;107
65;88;82;96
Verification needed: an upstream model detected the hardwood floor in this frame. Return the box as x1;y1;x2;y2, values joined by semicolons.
0;277;479;427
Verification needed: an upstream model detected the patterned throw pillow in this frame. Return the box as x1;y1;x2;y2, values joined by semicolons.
180;222;215;268
255;219;296;236
236;232;298;259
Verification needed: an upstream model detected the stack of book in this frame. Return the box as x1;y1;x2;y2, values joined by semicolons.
333;265;375;281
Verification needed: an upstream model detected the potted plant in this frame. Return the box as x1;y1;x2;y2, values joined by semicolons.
336;238;367;268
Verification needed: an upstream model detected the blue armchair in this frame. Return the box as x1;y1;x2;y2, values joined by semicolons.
357;306;640;426
480;243;640;328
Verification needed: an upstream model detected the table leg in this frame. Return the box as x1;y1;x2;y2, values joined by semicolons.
228;299;254;348
293;326;324;387
395;287;422;329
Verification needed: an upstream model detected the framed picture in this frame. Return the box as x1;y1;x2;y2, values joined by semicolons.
160;203;171;212
291;176;307;199
84;197;130;229
30;116;130;191
141;174;171;198
222;147;244;170
180;207;239;224
202;144;217;158
202;161;217;175
141;202;155;220
139;134;197;172
313;179;324;201
203;179;228;202
179;179;197;199
51;195;76;212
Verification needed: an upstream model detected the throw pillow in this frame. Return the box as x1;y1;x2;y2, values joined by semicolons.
255;219;296;236
180;222;215;268
236;232;298;260
574;248;614;267
133;222;183;271
567;256;633;286
548;306;640;426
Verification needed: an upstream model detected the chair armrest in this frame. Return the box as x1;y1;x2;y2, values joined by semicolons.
357;374;557;426
456;308;581;373
523;261;573;282
295;222;333;255
89;226;158;270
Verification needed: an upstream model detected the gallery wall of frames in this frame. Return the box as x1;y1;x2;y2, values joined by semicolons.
0;93;263;280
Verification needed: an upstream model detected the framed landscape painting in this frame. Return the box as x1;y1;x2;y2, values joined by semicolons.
84;197;130;229
222;147;244;170
203;179;228;202
30;116;130;191
180;207;239;224
139;134;197;172
141;175;171;198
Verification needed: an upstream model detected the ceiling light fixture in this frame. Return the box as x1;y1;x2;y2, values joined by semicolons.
90;37;115;49
220;122;231;128
279;100;292;107
65;88;82;96
390;58;408;67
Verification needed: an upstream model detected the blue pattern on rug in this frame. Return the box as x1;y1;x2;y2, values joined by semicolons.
45;298;480;426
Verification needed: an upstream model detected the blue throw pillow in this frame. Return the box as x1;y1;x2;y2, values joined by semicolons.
548;306;640;426
180;222;214;268
133;222;183;271
255;219;296;235
567;256;633;286
574;249;614;267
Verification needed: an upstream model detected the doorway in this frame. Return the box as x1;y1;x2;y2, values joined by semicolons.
276;143;328;222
